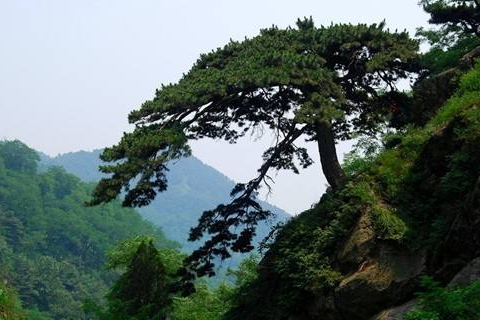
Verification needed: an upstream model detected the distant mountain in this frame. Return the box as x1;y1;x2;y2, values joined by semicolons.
39;150;291;253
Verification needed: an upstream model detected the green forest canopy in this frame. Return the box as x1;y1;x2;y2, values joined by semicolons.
0;140;176;320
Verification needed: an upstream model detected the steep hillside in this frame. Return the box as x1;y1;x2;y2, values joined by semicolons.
39;151;290;252
0;141;177;320
223;59;480;320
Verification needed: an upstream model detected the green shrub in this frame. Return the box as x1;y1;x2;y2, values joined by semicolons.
0;281;23;320
403;277;480;320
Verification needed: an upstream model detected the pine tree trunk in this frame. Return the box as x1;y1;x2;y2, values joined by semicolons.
316;121;346;189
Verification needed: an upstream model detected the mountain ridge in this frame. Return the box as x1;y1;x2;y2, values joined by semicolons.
38;149;291;253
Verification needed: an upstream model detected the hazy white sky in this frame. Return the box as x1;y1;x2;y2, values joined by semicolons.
0;0;429;214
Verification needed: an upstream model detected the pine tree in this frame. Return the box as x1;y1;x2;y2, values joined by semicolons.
421;0;480;36
105;240;172;320
89;18;420;276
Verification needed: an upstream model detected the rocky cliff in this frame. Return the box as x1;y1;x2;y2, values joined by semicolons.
224;51;480;320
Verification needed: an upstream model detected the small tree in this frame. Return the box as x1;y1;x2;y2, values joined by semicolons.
89;18;419;276
102;240;174;320
0;281;24;320
418;0;480;53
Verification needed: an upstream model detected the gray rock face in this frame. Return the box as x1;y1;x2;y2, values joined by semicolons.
334;244;425;320
449;256;480;287
371;255;480;320
324;206;426;320
370;300;416;320
336;212;375;270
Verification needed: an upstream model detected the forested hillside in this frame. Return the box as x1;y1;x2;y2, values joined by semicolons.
0;141;177;320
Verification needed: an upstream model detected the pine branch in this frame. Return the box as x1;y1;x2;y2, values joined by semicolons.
186;125;307;276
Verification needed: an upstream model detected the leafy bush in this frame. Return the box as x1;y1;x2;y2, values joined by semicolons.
419;36;480;75
0;281;23;320
171;283;232;320
404;277;480;320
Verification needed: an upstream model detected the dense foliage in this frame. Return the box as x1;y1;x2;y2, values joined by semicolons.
170;256;258;320
87;237;258;320
403;277;480;320
0;141;177;320
0;281;23;320
89;238;180;320
420;0;480;37
417;0;480;75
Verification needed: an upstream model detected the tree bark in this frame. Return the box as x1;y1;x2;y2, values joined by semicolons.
316;121;346;189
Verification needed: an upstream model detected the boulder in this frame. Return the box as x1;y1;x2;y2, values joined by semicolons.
336;212;375;271
448;256;480;287
370;300;416;320
372;256;480;320
334;247;425;320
